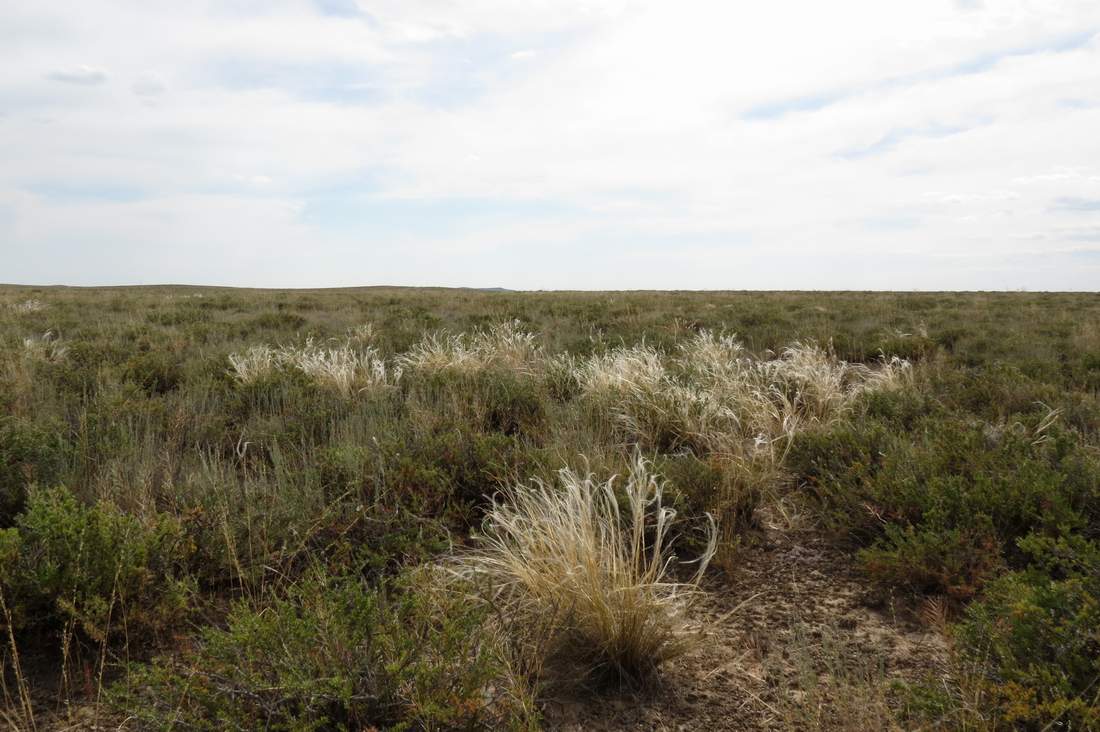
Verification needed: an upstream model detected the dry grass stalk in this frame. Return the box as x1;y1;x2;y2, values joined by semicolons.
7;300;45;314
397;320;542;374
228;339;397;396
454;452;715;685
22;331;68;363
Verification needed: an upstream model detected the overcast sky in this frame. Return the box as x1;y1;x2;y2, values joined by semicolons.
2;1;1099;290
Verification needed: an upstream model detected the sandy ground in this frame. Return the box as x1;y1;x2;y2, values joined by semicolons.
542;530;949;731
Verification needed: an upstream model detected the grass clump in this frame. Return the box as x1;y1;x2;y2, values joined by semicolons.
228;339;396;397
397;321;543;375
455;452;715;687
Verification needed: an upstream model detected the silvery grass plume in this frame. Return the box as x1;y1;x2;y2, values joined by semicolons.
279;338;396;397
228;339;397;396
22;331;68;362
452;452;715;686
575;343;666;398
580;332;911;461
346;322;376;345
8;299;46;314
576;341;742;454
397;320;542;374
227;344;279;385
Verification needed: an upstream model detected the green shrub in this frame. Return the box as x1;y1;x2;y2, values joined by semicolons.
789;399;1099;599
122;348;183;395
0;416;70;525
244;311;308;332
657;453;760;549
1;486;192;646
956;535;1100;729
405;369;547;439
110;569;527;731
372;426;539;530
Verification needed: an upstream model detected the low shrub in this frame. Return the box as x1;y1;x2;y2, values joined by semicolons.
955;534;1100;729
789;397;1099;599
122;348;184;395
1;486;192;648
0;416;70;525
371;426;540;530
110;569;528;731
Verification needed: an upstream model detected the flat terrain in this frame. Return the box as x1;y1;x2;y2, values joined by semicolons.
1;287;1098;730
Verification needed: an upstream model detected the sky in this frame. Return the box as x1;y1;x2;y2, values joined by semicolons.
2;0;1100;290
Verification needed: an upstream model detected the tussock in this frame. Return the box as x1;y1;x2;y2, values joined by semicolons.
227;344;279;385
454;452;716;685
7;299;45;314
227;338;396;395
397;320;542;374
22;330;67;362
281;338;396;397
579;331;909;460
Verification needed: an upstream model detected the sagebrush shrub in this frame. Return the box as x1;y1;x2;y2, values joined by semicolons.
110;569;525;731
956;534;1100;729
0;416;70;525
1;486;192;646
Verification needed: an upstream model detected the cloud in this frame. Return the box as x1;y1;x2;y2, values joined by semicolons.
44;64;107;85
742;93;844;121
312;0;365;19
132;73;166;98
3;1;1100;289
742;28;1097;122
837;122;978;160
1052;197;1100;212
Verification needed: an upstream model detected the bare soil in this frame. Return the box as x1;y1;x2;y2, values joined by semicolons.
542;530;949;731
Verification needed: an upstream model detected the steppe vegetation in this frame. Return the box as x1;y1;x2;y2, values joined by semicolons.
1;286;1098;730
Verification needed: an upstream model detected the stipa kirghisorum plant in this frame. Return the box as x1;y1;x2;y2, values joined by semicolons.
280;339;396;398
227;344;279;385
395;331;480;373
7;299;45;314
346;322;376;345
454;452;716;686
586;332;913;460
227;339;397;396
397;321;543;375
22;330;68;363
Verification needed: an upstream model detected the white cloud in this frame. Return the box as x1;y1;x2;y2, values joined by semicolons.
2;0;1100;289
132;73;166;98
44;64;108;84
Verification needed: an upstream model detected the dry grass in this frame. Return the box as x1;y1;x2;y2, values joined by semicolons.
397;320;543;374
579;332;910;462
22;330;68;363
227;344;279;384
227;338;396;396
453;452;716;686
280;338;396;398
6;299;45;314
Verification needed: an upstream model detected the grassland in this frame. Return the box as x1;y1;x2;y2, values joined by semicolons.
1;285;1098;730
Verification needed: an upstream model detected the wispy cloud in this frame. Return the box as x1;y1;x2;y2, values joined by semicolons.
44;65;107;85
312;0;366;19
742;29;1097;122
838;122;978;160
132;73;166;98
742;93;844;121
1052;197;1100;212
